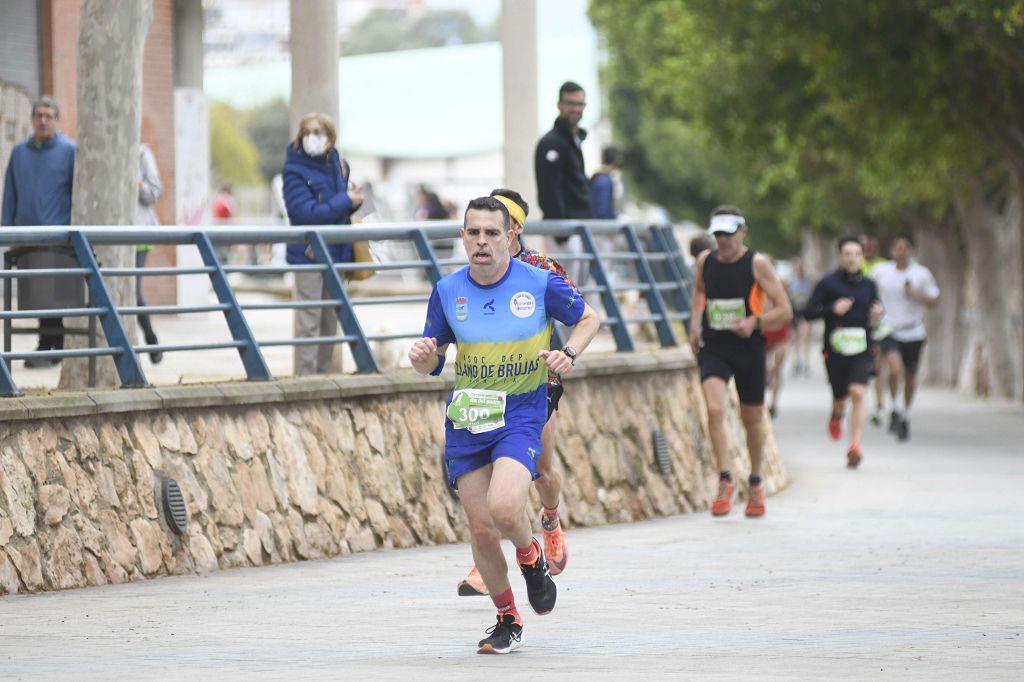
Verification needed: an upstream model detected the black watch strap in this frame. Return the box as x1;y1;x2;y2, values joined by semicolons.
561;346;577;365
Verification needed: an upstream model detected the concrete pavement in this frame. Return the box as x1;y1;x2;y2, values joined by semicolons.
1;370;1022;679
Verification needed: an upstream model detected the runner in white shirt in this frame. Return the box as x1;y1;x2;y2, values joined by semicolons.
872;235;940;441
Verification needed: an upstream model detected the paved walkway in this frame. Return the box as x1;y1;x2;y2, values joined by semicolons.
1;371;1022;679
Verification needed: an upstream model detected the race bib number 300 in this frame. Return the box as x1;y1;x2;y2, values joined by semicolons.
707;298;746;331
446;389;507;434
830;327;868;356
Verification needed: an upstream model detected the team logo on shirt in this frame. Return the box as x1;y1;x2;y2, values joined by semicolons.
509;291;536;318
455;297;468;321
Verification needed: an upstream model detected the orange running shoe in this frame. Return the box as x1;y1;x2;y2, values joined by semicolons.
457;566;489;597
828;415;842;441
745;483;766;517
847;445;862;469
711;481;734;516
543;525;568;576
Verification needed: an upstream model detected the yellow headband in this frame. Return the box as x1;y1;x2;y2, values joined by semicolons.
492;195;526;228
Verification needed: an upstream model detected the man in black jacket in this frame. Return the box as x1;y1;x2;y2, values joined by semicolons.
535;81;592;291
803;236;884;469
535;81;592;224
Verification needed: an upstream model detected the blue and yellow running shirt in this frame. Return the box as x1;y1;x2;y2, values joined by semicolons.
423;257;585;443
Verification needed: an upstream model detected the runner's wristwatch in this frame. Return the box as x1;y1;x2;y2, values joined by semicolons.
561;346;577;365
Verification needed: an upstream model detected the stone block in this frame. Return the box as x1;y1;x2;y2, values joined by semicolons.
216;382;284;407
154;385;225;410
6;540;44;590
0;550;22;594
46;525;86;589
20;393;97;420
0;398;30;422
88;389;163;414
0;446;37;537
39;484;71;525
278;376;342;402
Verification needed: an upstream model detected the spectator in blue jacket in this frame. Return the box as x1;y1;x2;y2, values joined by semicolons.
282;112;363;375
589;144;624;220
2;96;75;366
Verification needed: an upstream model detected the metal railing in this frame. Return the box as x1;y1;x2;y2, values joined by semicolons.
0;221;694;397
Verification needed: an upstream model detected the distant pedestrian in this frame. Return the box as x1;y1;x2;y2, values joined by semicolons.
136;143;163;364
212;185;236;221
589;144;624;219
689;233;715;262
1;96;75;366
414;185;450;220
787;258;813;377
860;234;890;426
282;112;362;376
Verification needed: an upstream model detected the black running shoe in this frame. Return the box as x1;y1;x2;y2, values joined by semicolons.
519;540;557;615
897;417;910;442
888;410;900;434
477;613;524;654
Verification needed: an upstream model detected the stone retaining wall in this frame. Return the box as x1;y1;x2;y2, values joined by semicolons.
0;350;786;595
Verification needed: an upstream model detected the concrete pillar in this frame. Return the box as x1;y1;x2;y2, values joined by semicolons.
500;0;539;209
174;0;203;88
289;0;340;133
173;0;209;306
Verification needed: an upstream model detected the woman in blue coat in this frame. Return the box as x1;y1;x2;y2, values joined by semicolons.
282;113;362;375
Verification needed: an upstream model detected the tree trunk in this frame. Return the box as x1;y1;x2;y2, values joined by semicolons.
59;0;153;390
954;186;1023;399
916;213;966;388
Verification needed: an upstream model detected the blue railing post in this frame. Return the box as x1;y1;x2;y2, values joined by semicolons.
411;229;445;284
622;226;678;347
193;233;272;380
306;231;381;373
69;232;147;387
657;226;695;299
577;225;635;352
0;357;19;397
647;225;693;323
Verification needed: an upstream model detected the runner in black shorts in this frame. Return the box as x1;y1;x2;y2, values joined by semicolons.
872;235;940;441
803;236;883;468
456;189;577;597
689;205;792;518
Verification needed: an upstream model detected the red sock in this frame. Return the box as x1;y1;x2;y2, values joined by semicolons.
491;587;521;622
515;537;539;565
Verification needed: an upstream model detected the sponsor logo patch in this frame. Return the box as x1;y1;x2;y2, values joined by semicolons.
509;291;536;318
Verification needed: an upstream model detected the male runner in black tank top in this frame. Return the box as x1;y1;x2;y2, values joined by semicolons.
689;206;792;517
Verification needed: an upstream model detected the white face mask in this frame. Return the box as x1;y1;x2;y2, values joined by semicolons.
302;134;328;157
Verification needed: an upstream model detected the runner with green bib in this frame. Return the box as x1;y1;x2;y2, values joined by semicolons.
689;205;792;518
409;197;599;655
803;236;884;468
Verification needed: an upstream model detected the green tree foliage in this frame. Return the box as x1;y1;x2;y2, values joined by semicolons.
589;0;1024;249
209;100;262;187
343;9;496;56
243;98;290;183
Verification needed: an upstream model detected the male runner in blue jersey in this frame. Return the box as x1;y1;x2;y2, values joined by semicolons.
409;196;599;654
457;188;577;597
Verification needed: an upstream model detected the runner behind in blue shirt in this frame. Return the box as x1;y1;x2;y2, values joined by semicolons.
803;236;884;468
409;197;600;655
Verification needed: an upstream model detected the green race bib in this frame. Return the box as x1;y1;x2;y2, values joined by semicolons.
707;298;746;331
446;388;507;434
830;327;868;356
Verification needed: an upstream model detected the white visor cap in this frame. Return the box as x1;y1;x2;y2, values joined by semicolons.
709;214;746;235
